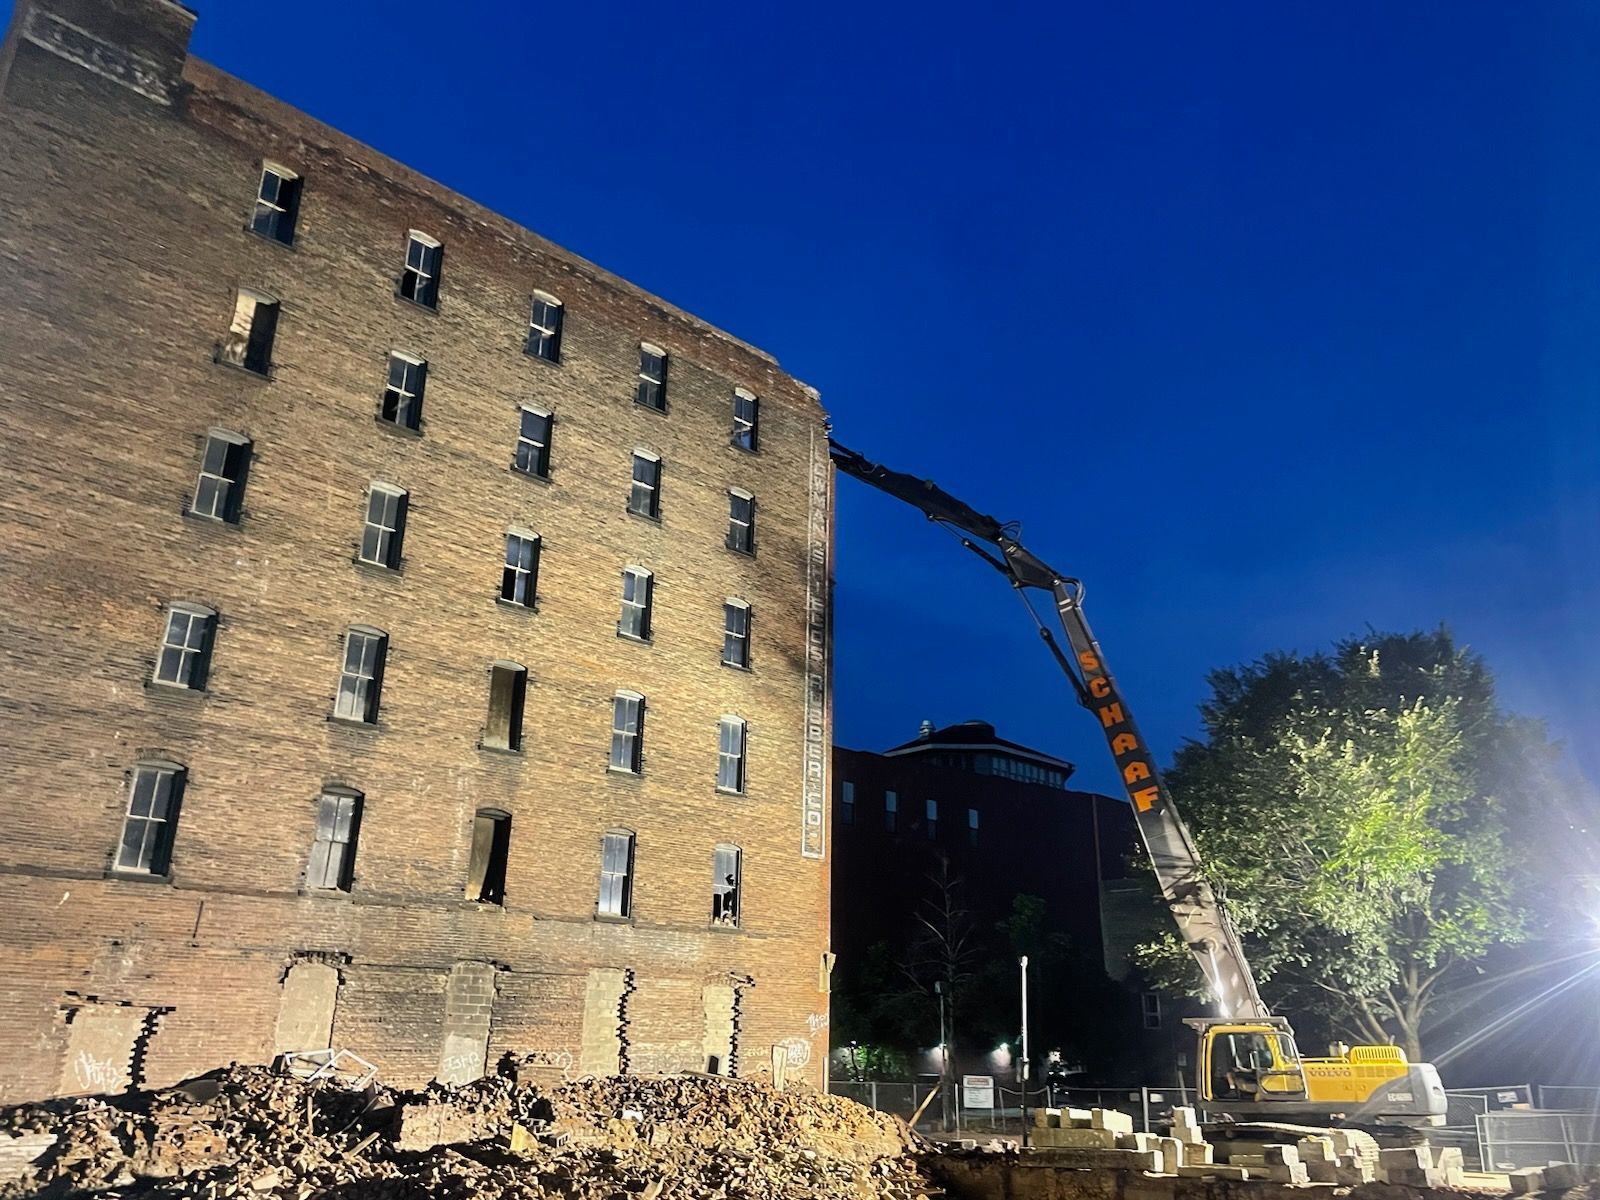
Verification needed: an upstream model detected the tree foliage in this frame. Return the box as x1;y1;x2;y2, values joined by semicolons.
1135;628;1563;1059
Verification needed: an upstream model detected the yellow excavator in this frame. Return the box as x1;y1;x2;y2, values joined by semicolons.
830;440;1447;1128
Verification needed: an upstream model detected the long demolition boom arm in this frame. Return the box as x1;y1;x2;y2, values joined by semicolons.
829;439;1269;1021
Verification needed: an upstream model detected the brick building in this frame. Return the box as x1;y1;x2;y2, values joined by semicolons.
830;721;1171;1082
0;0;833;1103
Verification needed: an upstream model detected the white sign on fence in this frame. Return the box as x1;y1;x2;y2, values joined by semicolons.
962;1074;995;1109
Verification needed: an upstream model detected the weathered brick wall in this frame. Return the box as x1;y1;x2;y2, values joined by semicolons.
0;0;833;1103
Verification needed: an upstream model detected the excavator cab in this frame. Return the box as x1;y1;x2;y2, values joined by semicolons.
1193;1020;1309;1104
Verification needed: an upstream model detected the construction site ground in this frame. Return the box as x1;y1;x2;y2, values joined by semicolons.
1;1060;1591;1200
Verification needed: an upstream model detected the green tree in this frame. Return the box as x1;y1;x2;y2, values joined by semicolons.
1135;628;1562;1060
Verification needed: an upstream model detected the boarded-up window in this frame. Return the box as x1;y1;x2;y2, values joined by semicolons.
466;809;511;905
485;663;527;751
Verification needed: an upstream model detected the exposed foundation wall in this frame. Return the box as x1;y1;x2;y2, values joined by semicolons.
0;0;833;1103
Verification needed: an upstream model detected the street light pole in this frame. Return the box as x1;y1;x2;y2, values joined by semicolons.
1020;955;1031;1147
935;979;950;1132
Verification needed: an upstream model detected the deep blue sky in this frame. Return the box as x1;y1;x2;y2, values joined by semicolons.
50;1;1600;794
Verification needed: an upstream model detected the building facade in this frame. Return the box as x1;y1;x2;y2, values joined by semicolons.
831;721;1174;1083
0;0;833;1103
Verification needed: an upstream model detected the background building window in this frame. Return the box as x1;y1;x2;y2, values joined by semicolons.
968;807;980;846
467;809;511;904
192;431;251;522
599;830;634;916
514;407;552;478
619;566;653;640
527;293;562;361
636;344;667;410
381;353;425;430
399;231;441;307
153;603;215;689
629;452;661;518
610;692;644;772
925;798;939;839
334;627;386;723
501;531;540;607
840;781;855;825
722;600;750;667
218;289;277;375
712;844;741;927
1142;991;1162;1029
726;490;755;554
485;662;528;751
717;717;747;793
307;788;362;891
115;762;184;876
359;484;408;569
884;790;898;833
250;163;300;245
731;389;758;451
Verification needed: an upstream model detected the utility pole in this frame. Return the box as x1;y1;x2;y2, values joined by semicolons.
935;979;952;1133
1020;955;1031;1146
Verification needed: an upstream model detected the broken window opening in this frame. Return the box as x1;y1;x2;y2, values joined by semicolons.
484;662;528;751
717;716;747;794
514;407;553;478
466;808;511;904
527;293;563;361
636;344;667;411
307;788;362;891
218;289;278;376
250;163;301;245
399;232;441;308
358;483;408;569
334;627;386;724
610;692;644;773
500;531;540;607
598;829;634;917
116;762;184;876
381;353;426;431
711;844;741;927
618;566;653;641
153;603;216;690
192;431;251;522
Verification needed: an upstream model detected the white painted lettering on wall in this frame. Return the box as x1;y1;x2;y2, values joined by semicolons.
805;1011;829;1035
777;1037;811;1067
800;430;830;860
73;1050;124;1093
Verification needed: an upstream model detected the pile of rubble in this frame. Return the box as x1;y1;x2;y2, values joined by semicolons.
0;1059;932;1199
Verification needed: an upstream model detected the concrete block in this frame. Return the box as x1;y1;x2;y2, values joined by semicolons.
1431;1145;1464;1172
1118;1132;1162;1152
1507;1167;1546;1194
1307;1160;1339;1183
1063;1107;1094;1127
1335;1165;1376;1186
1091;1108;1135;1135
1379;1146;1431;1171
1544;1163;1581;1190
1181;1141;1214;1166
1157;1136;1183;1168
1297;1136;1334;1162
1170;1106;1198;1130
1054;1127;1121;1149
1034;1107;1053;1127
1263;1144;1301;1166
1176;1164;1249;1180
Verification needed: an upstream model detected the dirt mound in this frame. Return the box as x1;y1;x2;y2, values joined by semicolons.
0;1062;933;1199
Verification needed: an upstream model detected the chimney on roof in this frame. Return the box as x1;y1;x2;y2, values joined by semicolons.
919;719;935;739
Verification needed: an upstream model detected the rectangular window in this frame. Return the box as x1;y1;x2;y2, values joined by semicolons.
884;790;898;833
250;163;301;245
218;289;278;375
527;294;563;361
307;790;361;891
115;763;183;876
466;809;511;904
628;452;661;519
722;600;750;668
925;798;939;840
1142;991;1162;1029
726;491;755;555
514;407;552;478
358;484;408;569
636;345;667;410
381;353;425;431
610;692;644;772
399;232;441;308
191;432;251;523
732;389;759;452
967;807;980;846
711;844;741;927
334;628;386;724
153;604;215;689
485;662;527;751
598;830;634;917
500;532;540;607
840;781;855;825
618;566;653;640
717;716;747;794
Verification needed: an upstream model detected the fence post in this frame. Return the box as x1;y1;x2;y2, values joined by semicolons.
870;1081;878;1112
1142;1087;1151;1133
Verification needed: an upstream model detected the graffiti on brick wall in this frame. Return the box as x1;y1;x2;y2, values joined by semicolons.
805;1011;828;1036
630;1043;702;1076
72;1050;125;1093
519;1050;574;1076
776;1037;812;1067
